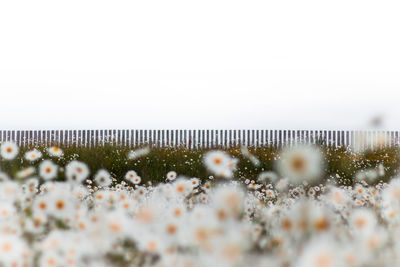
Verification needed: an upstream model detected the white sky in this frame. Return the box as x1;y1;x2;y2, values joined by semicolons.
0;0;399;130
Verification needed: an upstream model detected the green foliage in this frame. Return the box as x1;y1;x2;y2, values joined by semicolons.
1;143;399;186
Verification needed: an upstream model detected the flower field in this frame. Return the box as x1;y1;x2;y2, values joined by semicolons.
0;141;400;266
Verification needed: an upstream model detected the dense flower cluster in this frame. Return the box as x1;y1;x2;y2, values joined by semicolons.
0;142;398;266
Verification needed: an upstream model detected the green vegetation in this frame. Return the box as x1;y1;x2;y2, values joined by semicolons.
1;143;399;186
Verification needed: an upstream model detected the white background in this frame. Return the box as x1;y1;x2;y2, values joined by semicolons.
0;0;399;130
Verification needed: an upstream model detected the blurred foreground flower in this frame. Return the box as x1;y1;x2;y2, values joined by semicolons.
39;160;58;180
258;171;279;183
127;146;150;160
241;146;260;166
276;145;323;184
65;160;89;183
94;169;112;187
0;142;19;160
16;167;35;179
203;150;238;178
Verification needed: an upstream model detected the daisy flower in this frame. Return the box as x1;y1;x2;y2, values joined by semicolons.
198;193;208;203
258;171;279;183
355;169;379;183
166;171;177;181
240;145;260;166
65;160;89;184
24;177;39;195
173;178;193;197
275;178;289;192
162;219;181;239
214;186;244;218
32;195;51;215
0;142;19;160
0;201;16;220
349;209;377;235
24;149;42;162
382;178;400;205
296;237;341;267
377;164;385;177
0;234;28;266
132;176;142;185
265;189;275;199
125;170;137;182
203;182;212;191
276;145;323;184
40;252;62;267
48;191;73;219
0;172;10;183
94;169;112;187
138;236;164;254
105;211;129;237
47;146;63;158
127;146;150;160
190;177;200;187
248;183;261;190
39;160;58;180
16;167;36;179
203;150;237;179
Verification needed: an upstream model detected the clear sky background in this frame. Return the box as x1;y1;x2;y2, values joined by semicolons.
0;0;399;130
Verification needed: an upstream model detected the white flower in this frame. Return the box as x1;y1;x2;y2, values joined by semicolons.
0;234;28;265
65;160;89;184
355;169;378;183
0;172;10;183
190;177;200;187
326;186;350;209
296;237;342;267
39;160;58;180
0;142;19;160
94;169;112;187
173;178;193;197
127;146;150;160
248;183;261;190
0;182;19;202
47;146;63;158
258;171;279;183
275;178;289;191
166;171;177;181
47;190;74;219
23;177;39;195
32;194;51;215
203;182;212;191
213;185;244;219
241;146;260;166
349;209;377;235
125;170;137;181
72;185;89;200
382;178;400;205
0;201;16;220
132;176;142;185
276;145;323;184
377;164;385;177
203;150;237;179
39;251;63;267
137;235;165;254
16;167;36;179
265;189;275;199
361;227;388;252
24;149;42;162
